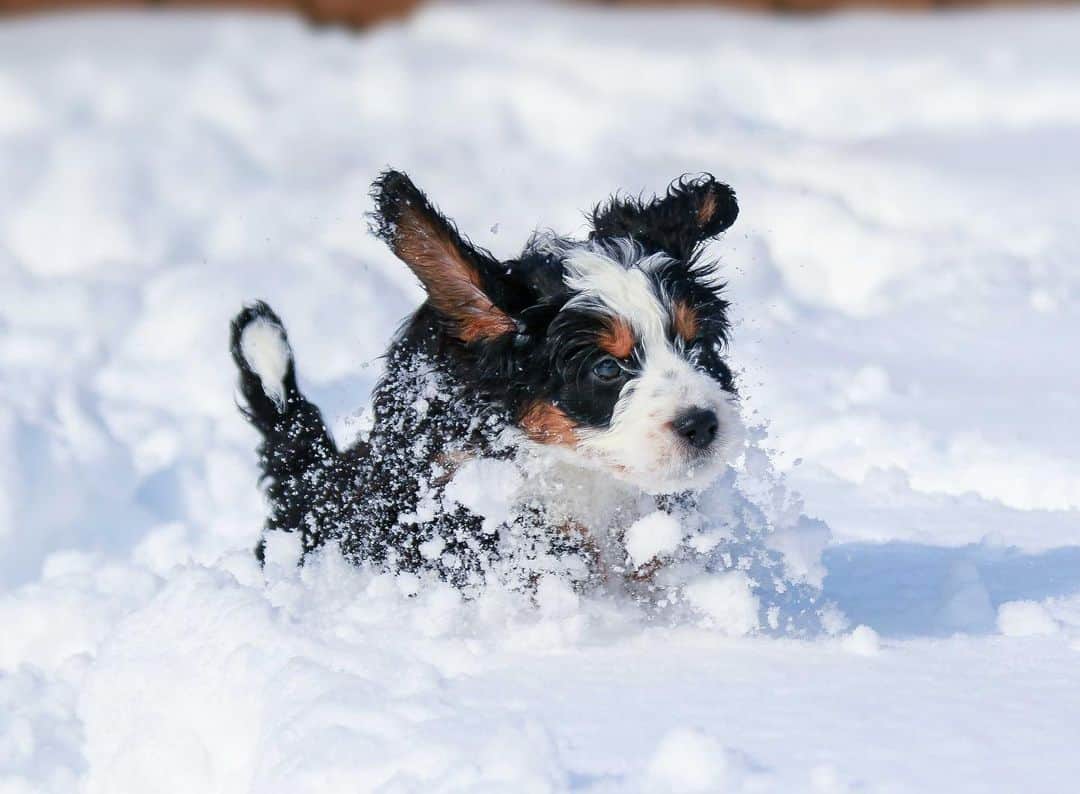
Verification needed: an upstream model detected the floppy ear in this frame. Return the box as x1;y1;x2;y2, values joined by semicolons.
590;174;738;261
370;170;518;344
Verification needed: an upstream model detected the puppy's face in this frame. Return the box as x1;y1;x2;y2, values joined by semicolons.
372;172;742;494
517;237;740;492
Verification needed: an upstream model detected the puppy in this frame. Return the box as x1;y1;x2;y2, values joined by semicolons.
231;170;742;591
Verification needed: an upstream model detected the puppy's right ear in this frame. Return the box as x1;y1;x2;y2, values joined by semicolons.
370;170;517;344
590;174;738;261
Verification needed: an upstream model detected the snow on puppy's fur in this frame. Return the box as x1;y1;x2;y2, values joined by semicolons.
231;169;743;589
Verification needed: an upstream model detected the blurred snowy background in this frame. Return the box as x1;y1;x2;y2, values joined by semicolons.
1;3;1079;792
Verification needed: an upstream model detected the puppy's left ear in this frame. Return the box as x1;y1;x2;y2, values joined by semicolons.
371;170;518;344
590;174;738;261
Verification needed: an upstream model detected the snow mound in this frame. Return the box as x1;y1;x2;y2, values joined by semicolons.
625;511;683;569
841;625;881;656
79;560;573;794
645;728;752;793
997;601;1060;637
682;571;761;636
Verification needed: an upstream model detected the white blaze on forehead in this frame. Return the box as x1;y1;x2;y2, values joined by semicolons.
240;318;290;409
563;243;674;351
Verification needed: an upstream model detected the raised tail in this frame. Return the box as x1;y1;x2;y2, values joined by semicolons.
230;301;346;561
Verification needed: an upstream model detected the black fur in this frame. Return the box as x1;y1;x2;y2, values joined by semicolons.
229;303;350;562
233;170;739;588
590;173;738;261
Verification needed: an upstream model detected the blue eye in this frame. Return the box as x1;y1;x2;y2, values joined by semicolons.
592;356;623;381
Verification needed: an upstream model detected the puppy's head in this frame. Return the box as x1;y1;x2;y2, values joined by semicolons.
371;170;741;494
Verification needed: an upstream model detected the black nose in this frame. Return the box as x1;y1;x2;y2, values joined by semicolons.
673;408;719;450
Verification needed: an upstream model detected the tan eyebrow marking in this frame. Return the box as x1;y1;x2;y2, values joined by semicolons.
597;315;635;359
697;191;718;225
672;299;699;342
518;401;579;447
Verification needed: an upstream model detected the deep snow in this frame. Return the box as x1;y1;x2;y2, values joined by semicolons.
1;5;1079;792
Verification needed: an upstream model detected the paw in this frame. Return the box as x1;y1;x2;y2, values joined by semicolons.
231;302;293;411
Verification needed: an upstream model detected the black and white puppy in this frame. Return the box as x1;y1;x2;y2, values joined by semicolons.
231;170;742;591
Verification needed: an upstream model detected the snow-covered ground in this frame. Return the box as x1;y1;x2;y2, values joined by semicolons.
2;5;1080;791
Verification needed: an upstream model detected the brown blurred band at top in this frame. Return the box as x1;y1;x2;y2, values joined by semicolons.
0;0;1064;29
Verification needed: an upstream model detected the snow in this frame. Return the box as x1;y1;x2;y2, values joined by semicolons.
624;510;682;568
841;624;881;657
1;4;1079;792
443;458;523;536
683;571;762;636
644;728;750;793
996;600;1059;637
